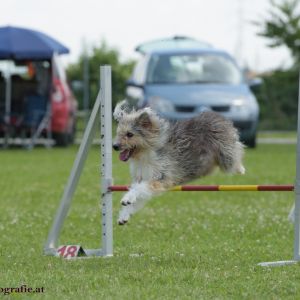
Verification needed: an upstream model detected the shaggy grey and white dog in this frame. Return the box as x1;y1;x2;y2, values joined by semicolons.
113;101;245;225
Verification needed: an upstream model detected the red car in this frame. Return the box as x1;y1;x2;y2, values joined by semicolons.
51;55;77;145
0;55;77;146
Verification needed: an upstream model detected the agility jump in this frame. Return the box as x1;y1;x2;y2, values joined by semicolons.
109;185;294;192
44;65;300;267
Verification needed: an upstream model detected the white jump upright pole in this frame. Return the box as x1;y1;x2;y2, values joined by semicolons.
259;72;300;267
293;72;300;262
100;65;113;256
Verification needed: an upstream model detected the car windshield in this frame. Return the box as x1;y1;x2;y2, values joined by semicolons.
146;54;242;84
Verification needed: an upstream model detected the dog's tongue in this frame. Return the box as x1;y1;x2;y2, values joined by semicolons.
119;150;130;162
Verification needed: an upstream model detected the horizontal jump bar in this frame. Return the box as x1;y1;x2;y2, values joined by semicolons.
109;185;294;192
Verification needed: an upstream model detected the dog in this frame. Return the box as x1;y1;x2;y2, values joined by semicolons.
113;100;245;225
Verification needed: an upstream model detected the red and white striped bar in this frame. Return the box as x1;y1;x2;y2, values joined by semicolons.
109;185;294;192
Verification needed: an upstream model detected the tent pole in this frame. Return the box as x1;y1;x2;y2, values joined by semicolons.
4;62;12;148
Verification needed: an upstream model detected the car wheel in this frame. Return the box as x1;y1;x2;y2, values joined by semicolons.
244;135;256;148
68;123;76;144
53;132;70;147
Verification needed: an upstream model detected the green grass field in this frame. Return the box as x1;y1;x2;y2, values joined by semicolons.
0;143;299;299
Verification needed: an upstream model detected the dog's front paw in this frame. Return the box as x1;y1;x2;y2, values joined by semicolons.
118;207;130;225
118;219;128;225
121;192;136;206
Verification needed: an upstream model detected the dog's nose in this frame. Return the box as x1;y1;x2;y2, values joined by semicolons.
113;143;120;151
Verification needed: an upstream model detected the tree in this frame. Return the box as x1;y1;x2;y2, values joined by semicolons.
255;0;300;65
67;41;135;109
254;69;299;130
252;0;300;130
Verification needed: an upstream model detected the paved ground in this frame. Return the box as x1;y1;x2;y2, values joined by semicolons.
257;137;297;144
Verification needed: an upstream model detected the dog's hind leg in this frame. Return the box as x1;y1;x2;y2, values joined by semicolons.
231;141;245;174
218;141;245;175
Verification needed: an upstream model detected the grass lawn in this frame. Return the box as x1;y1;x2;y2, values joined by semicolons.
0;143;299;299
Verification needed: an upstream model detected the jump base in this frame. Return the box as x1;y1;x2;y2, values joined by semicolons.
258;260;299;267
44;247;107;258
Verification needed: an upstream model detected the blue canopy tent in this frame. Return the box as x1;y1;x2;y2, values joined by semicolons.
0;25;69;60
0;25;69;147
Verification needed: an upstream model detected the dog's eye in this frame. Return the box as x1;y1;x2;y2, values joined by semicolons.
126;132;134;138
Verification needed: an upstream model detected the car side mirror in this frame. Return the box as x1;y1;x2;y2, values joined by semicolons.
126;79;144;89
248;77;263;88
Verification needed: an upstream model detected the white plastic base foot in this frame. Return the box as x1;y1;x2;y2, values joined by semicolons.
258;260;298;267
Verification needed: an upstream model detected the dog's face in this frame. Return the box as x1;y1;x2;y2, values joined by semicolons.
113;111;157;161
113;101;166;162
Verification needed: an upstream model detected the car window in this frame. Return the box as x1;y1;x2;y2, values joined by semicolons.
146;54;242;84
52;53;67;82
131;57;147;85
136;37;211;54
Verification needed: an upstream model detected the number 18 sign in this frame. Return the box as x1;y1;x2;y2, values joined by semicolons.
56;245;86;259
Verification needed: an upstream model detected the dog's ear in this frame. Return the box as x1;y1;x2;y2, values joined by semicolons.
135;111;152;129
113;100;132;122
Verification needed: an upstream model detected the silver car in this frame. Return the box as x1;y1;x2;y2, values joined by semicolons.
126;37;260;147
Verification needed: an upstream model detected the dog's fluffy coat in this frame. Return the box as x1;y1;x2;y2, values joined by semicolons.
113;101;245;224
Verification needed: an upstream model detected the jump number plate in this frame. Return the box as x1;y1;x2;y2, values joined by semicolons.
57;245;86;258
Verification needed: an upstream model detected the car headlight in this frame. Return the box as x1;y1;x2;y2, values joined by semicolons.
232;98;250;112
232;98;245;107
231;97;259;119
148;96;174;113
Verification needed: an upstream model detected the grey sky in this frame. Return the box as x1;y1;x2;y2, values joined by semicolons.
1;0;292;71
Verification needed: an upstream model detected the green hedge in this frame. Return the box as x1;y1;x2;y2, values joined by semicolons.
255;68;299;130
